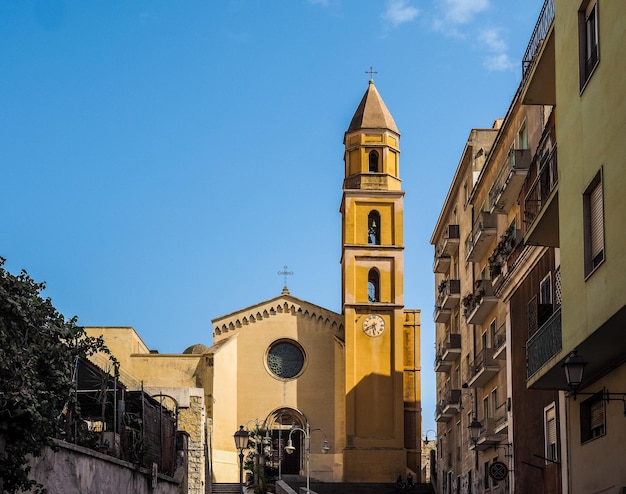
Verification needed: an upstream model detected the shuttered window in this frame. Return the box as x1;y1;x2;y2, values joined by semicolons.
580;391;605;442
545;404;558;462
583;170;605;277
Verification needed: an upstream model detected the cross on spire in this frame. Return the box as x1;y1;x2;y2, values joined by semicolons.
278;265;294;290
365;66;378;82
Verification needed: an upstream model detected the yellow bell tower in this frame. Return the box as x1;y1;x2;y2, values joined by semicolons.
341;79;409;481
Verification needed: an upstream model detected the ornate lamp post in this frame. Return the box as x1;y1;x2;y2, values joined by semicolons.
233;426;249;494
284;422;329;494
468;418;482;446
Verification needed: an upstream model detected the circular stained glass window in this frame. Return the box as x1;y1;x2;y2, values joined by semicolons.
267;340;305;379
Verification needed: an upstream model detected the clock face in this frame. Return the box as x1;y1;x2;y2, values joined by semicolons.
363;314;385;337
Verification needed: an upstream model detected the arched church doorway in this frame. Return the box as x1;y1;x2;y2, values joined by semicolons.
264;407;307;476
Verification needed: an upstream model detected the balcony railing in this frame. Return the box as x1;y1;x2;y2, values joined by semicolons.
489;149;531;214
522;0;555;83
434;333;462;372
465;212;497;262
467;348;499;388
527;306;562;378
470;417;507;451
435;388;462;422
524;146;558;227
463;280;498;325
434;305;451;324
488;226;520;280
433;253;451;274
440;224;461;256
437;279;461;309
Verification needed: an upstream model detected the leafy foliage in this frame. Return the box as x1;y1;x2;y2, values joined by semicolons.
0;258;117;493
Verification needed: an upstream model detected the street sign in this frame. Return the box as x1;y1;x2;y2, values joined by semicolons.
489;461;508;481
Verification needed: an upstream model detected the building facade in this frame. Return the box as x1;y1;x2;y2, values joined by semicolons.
87;80;424;489
522;0;626;492
432;0;626;492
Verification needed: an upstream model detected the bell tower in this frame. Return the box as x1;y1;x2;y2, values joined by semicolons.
341;79;407;481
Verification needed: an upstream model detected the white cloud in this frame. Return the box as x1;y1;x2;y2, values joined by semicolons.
479;27;506;53
382;0;419;27
478;28;515;72
483;53;515;72
440;0;489;25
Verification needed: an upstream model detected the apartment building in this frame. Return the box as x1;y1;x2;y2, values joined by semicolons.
433;0;626;492
522;0;626;493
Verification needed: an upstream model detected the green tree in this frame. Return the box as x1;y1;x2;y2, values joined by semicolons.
0;258;117;493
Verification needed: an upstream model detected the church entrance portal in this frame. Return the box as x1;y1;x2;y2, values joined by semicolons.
265;407;307;476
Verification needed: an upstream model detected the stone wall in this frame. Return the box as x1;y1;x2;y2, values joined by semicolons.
177;394;206;494
29;440;184;494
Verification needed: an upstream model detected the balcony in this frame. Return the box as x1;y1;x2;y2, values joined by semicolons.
433;253;451;274
434;333;462;372
494;403;509;435
435;389;461;423
527;306;562;379
493;323;507;360
463;280;498;325
440;224;460;256
524;145;559;247
489;149;531;214
521;0;555;106
433;305;451;324
467;348;500;388
437;279;461;309
469;418;507;451
465;212;497;262
488;226;520;282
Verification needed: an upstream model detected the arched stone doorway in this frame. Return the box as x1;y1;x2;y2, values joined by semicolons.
264;407;307;476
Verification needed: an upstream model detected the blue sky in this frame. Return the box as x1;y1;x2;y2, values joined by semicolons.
1;0;543;435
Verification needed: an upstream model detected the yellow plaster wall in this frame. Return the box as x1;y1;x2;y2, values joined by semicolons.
210;299;344;483
344;131;400;177
555;0;626;351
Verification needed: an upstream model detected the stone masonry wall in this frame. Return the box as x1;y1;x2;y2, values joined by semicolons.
177;395;206;494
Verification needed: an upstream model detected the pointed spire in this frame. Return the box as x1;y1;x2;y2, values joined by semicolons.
347;81;398;134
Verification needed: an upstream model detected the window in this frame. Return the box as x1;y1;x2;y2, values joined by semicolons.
583;169;605;277
368;268;380;302
368;210;381;245
544;403;558;462
490;320;497;348
266;340;306;380
483;396;490;419
540;273;552;305
518;122;528;150
579;0;599;89
491;388;498;418
481;330;488;351
369;150;379;172
580;391;605;442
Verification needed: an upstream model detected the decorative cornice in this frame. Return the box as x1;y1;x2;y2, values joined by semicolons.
213;297;344;337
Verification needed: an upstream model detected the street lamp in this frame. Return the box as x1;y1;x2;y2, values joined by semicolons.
233;426;249;494
468;418;482;446
562;350;587;397
284;422;329;494
423;429;437;444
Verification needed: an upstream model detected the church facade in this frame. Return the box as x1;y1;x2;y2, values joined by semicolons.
87;80;422;489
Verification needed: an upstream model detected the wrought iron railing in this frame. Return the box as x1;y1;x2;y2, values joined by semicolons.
522;0;555;82
527;306;562;378
524;146;558;226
